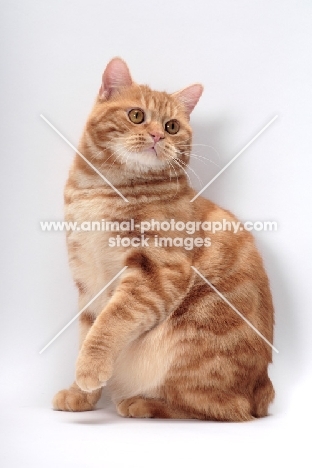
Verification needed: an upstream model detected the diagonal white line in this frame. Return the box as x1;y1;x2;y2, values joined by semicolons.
40;114;129;203
191;266;279;353
39;266;128;354
190;115;278;202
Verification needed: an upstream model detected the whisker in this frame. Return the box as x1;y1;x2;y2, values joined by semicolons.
189;152;221;168
183;153;212;168
108;155;120;170
171;158;194;188
179;156;203;186
166;160;179;197
106;144;132;170
104;146;123;166
179;143;220;160
176;149;221;168
167;160;173;183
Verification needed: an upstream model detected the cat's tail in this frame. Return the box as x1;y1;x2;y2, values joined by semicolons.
252;372;275;418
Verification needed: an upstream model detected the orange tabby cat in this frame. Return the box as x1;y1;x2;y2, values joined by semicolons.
53;58;275;421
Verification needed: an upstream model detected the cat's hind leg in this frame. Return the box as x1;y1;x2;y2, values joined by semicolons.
117;396;201;419
117;391;255;421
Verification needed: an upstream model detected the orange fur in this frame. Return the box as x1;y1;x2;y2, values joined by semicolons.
53;58;274;421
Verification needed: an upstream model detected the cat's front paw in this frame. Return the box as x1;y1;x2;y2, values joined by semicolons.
75;350;113;393
53;384;102;412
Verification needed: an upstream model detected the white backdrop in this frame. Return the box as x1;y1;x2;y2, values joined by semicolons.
1;1;311;467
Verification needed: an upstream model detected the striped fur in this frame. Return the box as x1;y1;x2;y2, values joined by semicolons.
53;58;274;421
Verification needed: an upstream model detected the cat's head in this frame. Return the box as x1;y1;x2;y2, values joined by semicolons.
85;58;203;174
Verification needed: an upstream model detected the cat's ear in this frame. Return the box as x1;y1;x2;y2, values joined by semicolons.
99;57;133;100
172;84;204;115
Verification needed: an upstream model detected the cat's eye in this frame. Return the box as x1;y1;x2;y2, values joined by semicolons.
128;108;145;124
165;119;180;135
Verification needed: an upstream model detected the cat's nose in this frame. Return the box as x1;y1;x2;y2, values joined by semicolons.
150;131;164;144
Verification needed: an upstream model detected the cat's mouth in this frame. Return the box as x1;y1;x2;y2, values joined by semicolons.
147;146;158;156
148;138;167;157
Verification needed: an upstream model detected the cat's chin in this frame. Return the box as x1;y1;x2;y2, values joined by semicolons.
117;148;167;173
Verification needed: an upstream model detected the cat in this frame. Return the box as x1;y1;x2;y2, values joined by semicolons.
53;57;275;421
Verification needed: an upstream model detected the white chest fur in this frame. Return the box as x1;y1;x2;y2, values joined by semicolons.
65;187;127;317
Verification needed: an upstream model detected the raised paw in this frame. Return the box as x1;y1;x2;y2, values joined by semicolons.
75;350;113;393
53;383;102;412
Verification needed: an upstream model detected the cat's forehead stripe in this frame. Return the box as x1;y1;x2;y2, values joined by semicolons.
137;88;179;119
